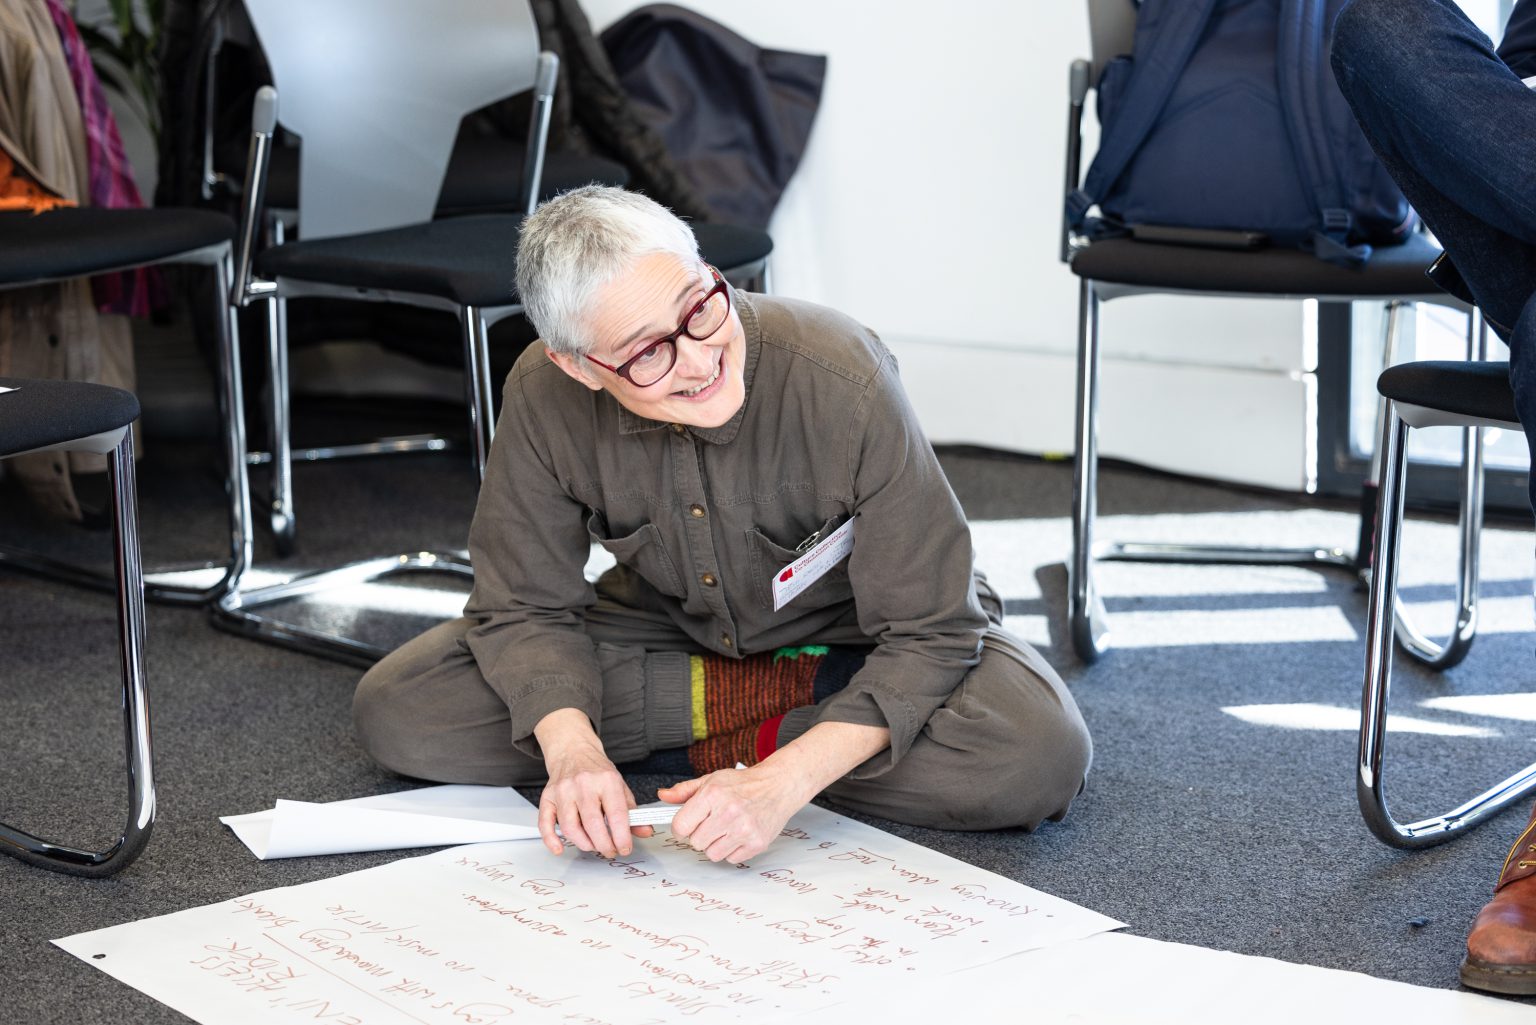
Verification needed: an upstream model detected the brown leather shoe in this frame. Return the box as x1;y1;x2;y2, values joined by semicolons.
1462;808;1536;995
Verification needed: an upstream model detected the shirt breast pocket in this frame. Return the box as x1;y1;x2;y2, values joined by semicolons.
586;512;688;599
746;516;854;613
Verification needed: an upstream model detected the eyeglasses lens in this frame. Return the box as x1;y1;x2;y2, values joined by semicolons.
687;291;728;339
629;343;676;386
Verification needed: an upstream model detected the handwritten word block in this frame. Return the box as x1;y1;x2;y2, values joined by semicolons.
56;804;1122;1025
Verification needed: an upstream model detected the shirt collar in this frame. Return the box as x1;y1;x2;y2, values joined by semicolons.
614;286;763;445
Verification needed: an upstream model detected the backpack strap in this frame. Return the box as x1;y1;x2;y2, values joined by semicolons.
1067;0;1223;229
1277;0;1372;265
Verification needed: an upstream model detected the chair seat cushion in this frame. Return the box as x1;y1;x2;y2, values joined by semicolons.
1070;232;1444;298
0;208;234;287
0;377;139;458
234;137;631;214
255;214;526;307
1377;360;1518;425
692;222;773;274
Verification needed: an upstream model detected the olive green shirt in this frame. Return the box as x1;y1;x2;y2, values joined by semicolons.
463;290;987;775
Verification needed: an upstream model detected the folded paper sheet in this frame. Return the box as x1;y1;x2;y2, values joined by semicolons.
61;803;1124;1024
221;785;544;859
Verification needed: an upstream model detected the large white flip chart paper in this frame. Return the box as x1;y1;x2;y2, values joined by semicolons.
56;804;1123;1025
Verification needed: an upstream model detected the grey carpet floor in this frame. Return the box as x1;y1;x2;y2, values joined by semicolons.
4;434;1536;1021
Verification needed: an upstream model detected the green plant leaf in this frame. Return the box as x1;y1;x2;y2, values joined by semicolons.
71;0;164;141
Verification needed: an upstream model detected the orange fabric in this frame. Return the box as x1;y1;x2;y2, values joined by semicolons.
0;149;73;212
688;727;762;774
685;649;825;773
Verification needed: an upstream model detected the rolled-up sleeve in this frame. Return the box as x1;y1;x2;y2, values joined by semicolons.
462;368;603;758
806;353;988;776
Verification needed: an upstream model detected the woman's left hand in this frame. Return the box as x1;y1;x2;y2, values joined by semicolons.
657;764;810;865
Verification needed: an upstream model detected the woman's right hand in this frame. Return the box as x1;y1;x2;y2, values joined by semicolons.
533;708;652;857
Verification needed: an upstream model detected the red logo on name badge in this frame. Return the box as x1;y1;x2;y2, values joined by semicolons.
779;568;794;583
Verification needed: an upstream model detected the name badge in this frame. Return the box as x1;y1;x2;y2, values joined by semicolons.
771;516;856;611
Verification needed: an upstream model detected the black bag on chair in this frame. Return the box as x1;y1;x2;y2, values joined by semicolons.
1067;0;1416;265
601;4;826;230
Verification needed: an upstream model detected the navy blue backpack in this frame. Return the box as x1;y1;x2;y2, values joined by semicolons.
1066;0;1416;266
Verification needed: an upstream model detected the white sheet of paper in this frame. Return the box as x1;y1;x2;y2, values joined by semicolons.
59;803;1123;1025
221;785;542;859
827;932;1532;1025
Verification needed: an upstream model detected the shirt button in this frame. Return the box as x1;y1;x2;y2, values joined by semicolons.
701;573;718;587
689;504;706;518
670;423;686;435
720;634;733;649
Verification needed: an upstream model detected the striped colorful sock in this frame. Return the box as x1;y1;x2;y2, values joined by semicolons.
685;646;865;774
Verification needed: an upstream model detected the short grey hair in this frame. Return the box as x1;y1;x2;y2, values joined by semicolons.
516;186;701;357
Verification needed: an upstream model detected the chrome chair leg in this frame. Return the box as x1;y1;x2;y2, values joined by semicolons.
1098;541;1356;566
0;245;252;606
208;302;497;666
213;550;474;666
1069;278;1107;662
1392;309;1489;670
1073;291;1424;662
1358;402;1536;847
213;286;480;667
0;431;155;876
263;215;297;556
1104;297;1395;573
459;305;495;480
1354;300;1407;576
266;292;296;555
214;251;256;591
212;300;521;666
1391;420;1482;670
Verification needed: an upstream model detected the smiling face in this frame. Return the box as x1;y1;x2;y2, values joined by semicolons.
546;252;747;429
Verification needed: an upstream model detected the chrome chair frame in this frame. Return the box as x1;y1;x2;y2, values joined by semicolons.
211;0;556;665
0;414;153;876
233;0;559;554
0;243;252;606
189;0;628;551
1069;276;1475;664
1357;353;1534;848
212;5;773;667
1063;0;1477;663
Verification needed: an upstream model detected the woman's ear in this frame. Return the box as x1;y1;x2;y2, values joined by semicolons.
547;348;605;392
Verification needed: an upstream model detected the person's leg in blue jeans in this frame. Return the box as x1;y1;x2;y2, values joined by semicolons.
1333;0;1536;994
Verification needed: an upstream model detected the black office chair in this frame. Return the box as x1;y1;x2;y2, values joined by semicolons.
199;1;765;562
0;378;153;876
0;206;252;606
177;0;633;561
1358;358;1536;848
212;0;771;666
1063;0;1468;663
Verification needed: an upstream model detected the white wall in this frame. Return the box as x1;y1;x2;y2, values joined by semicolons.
580;0;1318;491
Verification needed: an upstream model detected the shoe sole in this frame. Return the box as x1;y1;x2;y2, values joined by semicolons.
1461;956;1536;996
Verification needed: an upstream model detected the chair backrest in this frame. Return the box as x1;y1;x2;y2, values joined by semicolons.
1088;0;1137;85
242;0;540;240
